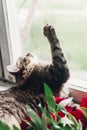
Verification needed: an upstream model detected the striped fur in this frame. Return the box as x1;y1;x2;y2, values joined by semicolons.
7;25;70;95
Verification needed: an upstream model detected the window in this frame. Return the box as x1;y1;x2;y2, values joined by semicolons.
0;0;87;102
16;0;87;75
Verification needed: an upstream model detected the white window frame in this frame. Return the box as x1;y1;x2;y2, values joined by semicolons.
0;0;22;80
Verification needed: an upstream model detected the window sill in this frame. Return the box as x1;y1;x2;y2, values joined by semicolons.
0;77;15;91
68;78;87;103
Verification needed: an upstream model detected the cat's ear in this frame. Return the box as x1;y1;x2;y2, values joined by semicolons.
7;64;21;75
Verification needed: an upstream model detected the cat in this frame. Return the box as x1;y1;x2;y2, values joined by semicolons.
7;24;70;95
0;25;70;130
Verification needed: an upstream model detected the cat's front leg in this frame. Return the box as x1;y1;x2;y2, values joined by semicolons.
43;25;67;65
43;24;70;84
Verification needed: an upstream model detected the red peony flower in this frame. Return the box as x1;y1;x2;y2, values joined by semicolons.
51;112;57;121
47;124;52;129
21;96;87;130
54;96;65;104
71;109;84;120
65;105;73;113
54;96;87;129
21;116;32;129
80;97;87;108
58;111;65;118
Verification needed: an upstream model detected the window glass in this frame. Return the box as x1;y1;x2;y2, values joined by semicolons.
15;0;87;79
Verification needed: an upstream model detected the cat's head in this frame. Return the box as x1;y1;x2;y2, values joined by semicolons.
7;52;37;85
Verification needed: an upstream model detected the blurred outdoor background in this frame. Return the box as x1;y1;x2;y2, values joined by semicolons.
15;0;87;78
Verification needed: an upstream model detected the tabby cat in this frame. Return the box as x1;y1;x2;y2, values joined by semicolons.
7;24;70;95
0;25;70;130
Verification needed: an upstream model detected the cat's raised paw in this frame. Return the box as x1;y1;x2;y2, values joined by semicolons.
43;24;55;37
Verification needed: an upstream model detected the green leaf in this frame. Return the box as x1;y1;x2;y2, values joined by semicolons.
51;125;60;130
52;124;74;130
42;113;47;130
38;104;47;117
25;121;32;127
38;104;55;127
44;83;56;112
52;122;61;129
58;97;73;109
68;113;82;130
13;125;20;130
81;107;87;118
39;106;47;130
26;106;42;130
60;125;74;130
61;109;68;115
68;113;78;126
59;116;74;126
76;120;82;130
0;120;10;130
